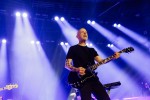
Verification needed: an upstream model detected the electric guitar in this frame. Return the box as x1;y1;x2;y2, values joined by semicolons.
68;47;134;89
0;84;18;91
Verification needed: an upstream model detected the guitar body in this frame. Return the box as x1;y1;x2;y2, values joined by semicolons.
68;71;96;89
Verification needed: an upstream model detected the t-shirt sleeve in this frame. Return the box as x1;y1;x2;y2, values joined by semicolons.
92;48;99;57
66;46;74;59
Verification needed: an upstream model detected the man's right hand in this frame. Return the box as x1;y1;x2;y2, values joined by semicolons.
77;67;86;75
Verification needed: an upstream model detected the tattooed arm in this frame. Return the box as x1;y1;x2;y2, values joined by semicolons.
65;59;86;75
65;59;78;72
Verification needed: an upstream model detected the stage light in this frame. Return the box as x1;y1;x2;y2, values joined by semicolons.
113;23;117;27
16;12;21;17
91;21;95;25
87;20;91;24
22;12;28;17
86;43;89;46
117;24;121;27
2;39;7;43
30;40;35;44
89;43;93;47
60;17;65;21
107;44;111;47
60;42;64;45
54;16;59;21
65;42;68;46
36;41;40;44
107;44;114;47
110;44;114;47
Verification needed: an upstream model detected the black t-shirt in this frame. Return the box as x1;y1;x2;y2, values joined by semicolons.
66;44;98;68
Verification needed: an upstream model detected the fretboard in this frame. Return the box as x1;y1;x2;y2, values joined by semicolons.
88;49;125;71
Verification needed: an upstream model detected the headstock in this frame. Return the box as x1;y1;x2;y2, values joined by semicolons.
120;47;134;53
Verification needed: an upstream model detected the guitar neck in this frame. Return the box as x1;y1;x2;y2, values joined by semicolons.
89;50;123;71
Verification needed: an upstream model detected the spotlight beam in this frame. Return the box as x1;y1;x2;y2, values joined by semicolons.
11;14;65;99
116;25;150;49
0;43;8;87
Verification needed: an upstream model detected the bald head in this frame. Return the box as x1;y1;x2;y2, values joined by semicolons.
76;28;88;41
